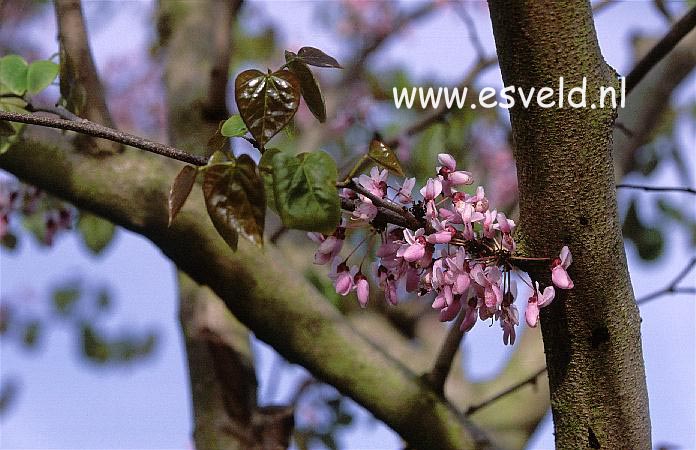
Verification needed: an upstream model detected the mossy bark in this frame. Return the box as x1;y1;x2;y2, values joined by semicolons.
487;1;651;448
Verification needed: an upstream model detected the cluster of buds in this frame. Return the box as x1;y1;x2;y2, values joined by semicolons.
0;180;73;246
310;154;574;345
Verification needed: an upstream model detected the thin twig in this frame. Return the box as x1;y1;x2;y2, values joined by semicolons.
617;184;696;195
427;310;466;395
0;110;208;166
452;1;486;62
625;6;696;94
340;197;415;230
342;2;439;84
269;226;288;245
614;121;634;137
637;257;696;305
468;258;696;413
465;366;547;416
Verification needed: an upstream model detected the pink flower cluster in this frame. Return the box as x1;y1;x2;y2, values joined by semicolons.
309;154;574;345
0;180;73;246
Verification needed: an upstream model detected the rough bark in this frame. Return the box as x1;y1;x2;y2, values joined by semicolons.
54;0;120;153
487;1;651;448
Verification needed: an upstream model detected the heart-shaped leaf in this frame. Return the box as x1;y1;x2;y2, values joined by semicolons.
285;57;326;123
234;69;300;148
220;114;248;137
259;148;281;213
296;47;342;69
168;165;198;226
203;155;266;249
272;150;340;233
27;60;59;95
367;139;404;176
0;55;29;95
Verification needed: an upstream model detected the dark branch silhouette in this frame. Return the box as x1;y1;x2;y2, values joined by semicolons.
625;6;696;94
637;257;696;305
617;184;696;195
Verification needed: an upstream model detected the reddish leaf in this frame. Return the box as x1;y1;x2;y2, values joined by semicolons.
168;165;198;226
296;47;342;69
286;58;326;123
234;69;301;147
203;156;266;249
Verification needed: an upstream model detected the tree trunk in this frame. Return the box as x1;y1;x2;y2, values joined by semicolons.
487;1;651;448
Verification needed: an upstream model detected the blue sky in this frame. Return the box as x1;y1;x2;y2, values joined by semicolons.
1;1;694;449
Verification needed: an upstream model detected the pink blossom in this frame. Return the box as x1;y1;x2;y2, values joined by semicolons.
460;297;479;332
471;265;503;308
356;166;388;198
500;304;519;345
551;246;574;289
330;261;354;296
354;272;370;307
495;212;515;234
437;153;473;196
426;220;455;244
397;228;426;262
525;282;555;328
396;177;416;204
352;197;378;222
308;227;345;265
439;295;462;322
420;178;442;201
482;209;497;239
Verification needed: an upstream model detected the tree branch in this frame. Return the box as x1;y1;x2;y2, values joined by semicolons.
625;6;696;94
466;367;547;416
54;0;120;153
0;110;207;166
637;257;696;305
426;310;466;395
341;2;439;85
452;1;486;62
616;184;696;195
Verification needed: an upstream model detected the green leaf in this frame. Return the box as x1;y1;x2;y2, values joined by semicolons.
367;138;404;176
53;285;81;316
22;320;41;350
296;47;342;69
26;60;59;95
220;114;248;137
168;165;198;226
1;232;18;251
203;155;266;249
78;213;116;255
622;198;663;261
80;324;110;363
234;69;301;147
0;96;28;154
286;58;326;123
0;55;28;95
272;150;340;233
259;148;281;213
